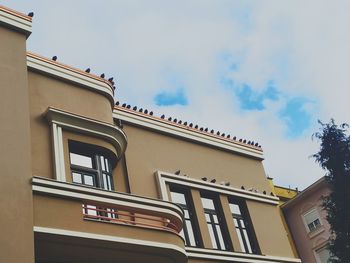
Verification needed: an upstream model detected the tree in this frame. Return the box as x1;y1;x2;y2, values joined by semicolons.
313;119;350;262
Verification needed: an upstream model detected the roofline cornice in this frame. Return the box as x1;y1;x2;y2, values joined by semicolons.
281;176;328;209
27;52;115;107
0;5;32;37
113;107;264;160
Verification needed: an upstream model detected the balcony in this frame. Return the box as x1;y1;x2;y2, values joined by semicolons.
32;177;186;263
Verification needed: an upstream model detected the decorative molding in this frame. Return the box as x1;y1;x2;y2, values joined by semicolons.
27;52;114;106
156;171;280;205
113;108;264;160
186;247;301;263
34;226;187;260
0;6;32;37
32;176;183;225
45;107;127;182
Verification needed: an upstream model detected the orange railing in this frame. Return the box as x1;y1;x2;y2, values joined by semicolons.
82;204;181;234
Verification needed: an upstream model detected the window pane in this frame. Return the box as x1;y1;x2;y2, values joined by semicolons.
240;219;245;228
243;229;253;253
213;214;218;223
84;175;94;186
170;192;187;205
107;175;113;190
205;213;211;222
102;174;108;189
105;158;109;172
86;205;97;216
233;218;239;227
216;225;226;250
236;229;246;253
70;153;93;168
100;156;105;171
72;172;82;183
207;223;218;249
186;220;196;246
201;197;215;210
229;203;241;215
184;209;189;219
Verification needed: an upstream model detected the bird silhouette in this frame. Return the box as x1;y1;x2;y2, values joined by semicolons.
52;56;57;61
201;177;208;181
108;77;114;82
100;73;105;78
28;12;34;17
161;115;165;119
85;68;91;73
210;179;216;183
174;170;181;175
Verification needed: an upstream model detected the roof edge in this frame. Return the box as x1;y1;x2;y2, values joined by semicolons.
0;5;32;38
113;106;264;160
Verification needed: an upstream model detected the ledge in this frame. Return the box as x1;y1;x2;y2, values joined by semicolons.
113;108;264;160
186;247;301;263
0;5;32;37
45;107;127;158
32;176;183;227
27;52;114;106
156;171;280;205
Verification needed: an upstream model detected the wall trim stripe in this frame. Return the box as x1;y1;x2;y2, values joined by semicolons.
34;226;187;256
113;108;264;160
156;171;280;205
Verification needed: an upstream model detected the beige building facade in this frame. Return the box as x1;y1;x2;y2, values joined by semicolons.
0;5;301;263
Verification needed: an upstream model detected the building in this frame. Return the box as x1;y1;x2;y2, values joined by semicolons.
0;5;301;263
282;177;331;263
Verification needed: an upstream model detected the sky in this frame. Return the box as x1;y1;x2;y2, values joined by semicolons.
4;0;349;189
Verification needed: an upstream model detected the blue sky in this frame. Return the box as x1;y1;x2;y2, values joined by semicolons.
4;0;349;189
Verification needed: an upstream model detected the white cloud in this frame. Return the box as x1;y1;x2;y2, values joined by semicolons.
5;0;348;189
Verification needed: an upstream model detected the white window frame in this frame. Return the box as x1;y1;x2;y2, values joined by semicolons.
302;208;322;233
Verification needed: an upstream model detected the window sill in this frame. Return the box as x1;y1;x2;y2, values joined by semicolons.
308;225;325;239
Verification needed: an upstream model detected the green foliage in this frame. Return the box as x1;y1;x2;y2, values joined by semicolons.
313;119;350;262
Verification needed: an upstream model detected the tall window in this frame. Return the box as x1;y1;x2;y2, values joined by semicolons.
303;208;322;232
69;141;114;191
316;246;330;263
229;199;259;254
170;186;201;247
201;194;231;250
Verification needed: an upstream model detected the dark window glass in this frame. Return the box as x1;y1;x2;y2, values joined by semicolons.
69;141;114;191
201;195;230;250
170;187;201;247
229;200;259;254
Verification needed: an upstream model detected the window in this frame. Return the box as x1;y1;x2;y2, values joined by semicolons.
69;141;114;191
229;199;259;254
170;186;201;247
201;194;231;250
316;246;331;263
303;208;322;232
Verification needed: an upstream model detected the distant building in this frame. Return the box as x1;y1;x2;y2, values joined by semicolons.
282;177;331;263
0;5;301;263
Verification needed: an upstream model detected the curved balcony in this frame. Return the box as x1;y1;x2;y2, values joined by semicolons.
32;176;186;263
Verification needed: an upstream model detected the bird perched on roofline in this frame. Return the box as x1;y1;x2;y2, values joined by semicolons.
201;177;208;181
27;12;34;17
210;179;216;183
174;170;181;175
52;56;57;61
100;73;105;78
85;68;91;73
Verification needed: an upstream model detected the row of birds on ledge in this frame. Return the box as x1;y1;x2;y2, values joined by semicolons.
115;101;262;149
174;170;275;196
49;55;116;89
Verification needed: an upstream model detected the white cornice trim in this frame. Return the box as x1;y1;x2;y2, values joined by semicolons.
32;176;183;226
113;109;264;160
0;7;31;37
45;107;127;159
156;171;280;205
281;177;328;209
27;53;114;105
34;226;187;259
186;247;301;263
